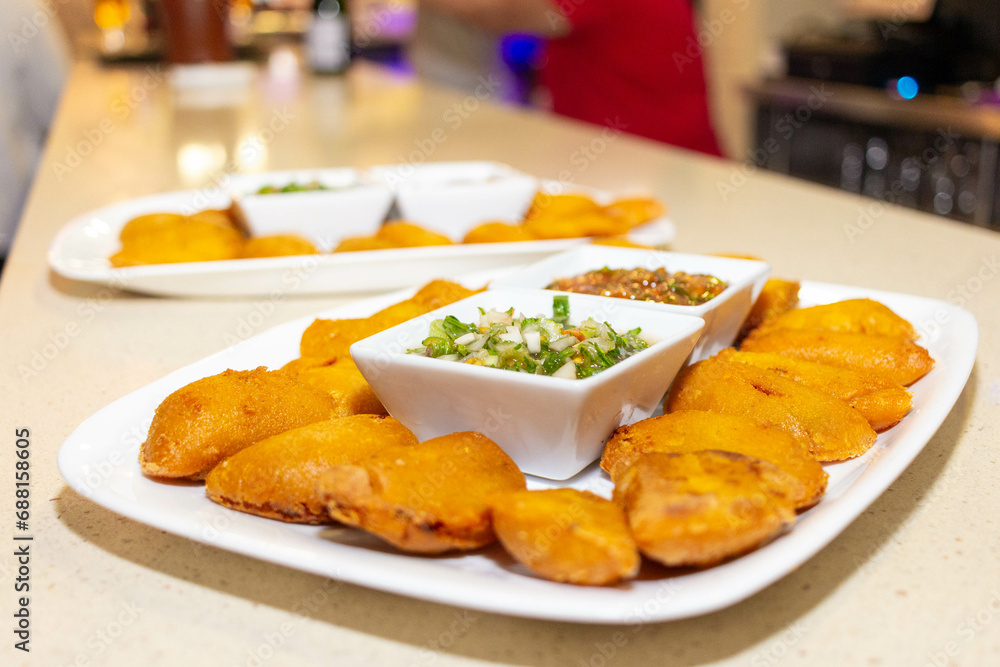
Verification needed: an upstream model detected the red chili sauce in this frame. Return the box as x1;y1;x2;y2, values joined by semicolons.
547;267;727;306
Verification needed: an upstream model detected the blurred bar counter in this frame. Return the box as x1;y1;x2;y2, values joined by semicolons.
747;77;1000;229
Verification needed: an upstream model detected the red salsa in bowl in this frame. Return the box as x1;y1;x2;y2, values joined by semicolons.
547;267;727;306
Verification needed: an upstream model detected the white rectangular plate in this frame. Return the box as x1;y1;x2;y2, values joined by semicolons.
57;281;977;623
47;173;674;298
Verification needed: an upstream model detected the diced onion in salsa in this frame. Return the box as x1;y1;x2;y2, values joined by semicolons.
407;296;650;379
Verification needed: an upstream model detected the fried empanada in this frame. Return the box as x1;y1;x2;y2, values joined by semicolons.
522;212;630;240
375;221;453;247
332;236;395;253
205;415;417;523
116;213;174;242
666;358;877;461
759;298;917;340
613;451;798;567
282;355;376;416
717;349;912;431
296;363;386;417
319;431;526;553
280;356;349;375
300;317;378;360
602;410;827;509
741;328;934;386
602;197;665;228
333;222;454;253
299;280;479;359
139;367;340;479
239;234;319;258
525;193;601;219
849;390;915;434
369;279;479;330
110;212;245;267
712;253;764;261
462;222;536;244
188;209;238;229
589;237;654;249
490;489;639;586
738;278;800;341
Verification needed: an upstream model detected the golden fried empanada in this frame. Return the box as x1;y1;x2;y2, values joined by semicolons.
332;236;395;253
188;208;238;229
369;280;479;330
602;410;827;509
712;252;764;261
741;328;934;386
738;278;800;341
300;280;479;361
717;349;912;431
296;364;386;417
490;489;639;586
666;358;877;461
111;212;245;267
525;193;601;219
239;234;318;258
613;451;798;567
375;221;453;247
522;212;630;240
849;390;915;434
602;197;665;228
116;213;185;243
300;317;377;360
205;415;417;523
407;279;480;308
280;356;349;375
139;367;340;479
320;431;526;553
589;237;654;249
462;222;536;244
759;298;917;340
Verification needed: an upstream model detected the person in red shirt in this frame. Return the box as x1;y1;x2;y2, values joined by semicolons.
420;0;723;156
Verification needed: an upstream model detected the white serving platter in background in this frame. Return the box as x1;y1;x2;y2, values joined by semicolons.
57;281;977;623
47;168;674;298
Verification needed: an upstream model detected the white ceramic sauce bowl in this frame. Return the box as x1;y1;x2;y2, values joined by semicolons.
490;246;770;362
350;289;704;480
233;168;393;251
369;162;539;240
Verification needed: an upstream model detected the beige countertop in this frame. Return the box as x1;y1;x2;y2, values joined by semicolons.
2;59;999;666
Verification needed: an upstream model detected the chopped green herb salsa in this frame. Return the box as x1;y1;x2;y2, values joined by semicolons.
256;181;330;195
408;297;650;379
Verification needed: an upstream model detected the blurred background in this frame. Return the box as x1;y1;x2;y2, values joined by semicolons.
3;0;999;264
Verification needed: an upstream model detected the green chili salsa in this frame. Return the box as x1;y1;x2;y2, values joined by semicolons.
408;296;650;379
547;267;727;306
256;181;330;195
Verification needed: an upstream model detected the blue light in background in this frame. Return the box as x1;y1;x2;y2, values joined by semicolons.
501;34;543;72
897;76;919;99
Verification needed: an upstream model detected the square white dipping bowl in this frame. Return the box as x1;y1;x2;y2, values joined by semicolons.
350;289;704;480
490;246;770;362
369;161;538;240
233;168;393;251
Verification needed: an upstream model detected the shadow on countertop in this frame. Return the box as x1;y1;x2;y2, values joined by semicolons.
54;371;977;667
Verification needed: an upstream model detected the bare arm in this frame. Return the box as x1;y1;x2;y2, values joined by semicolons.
419;0;571;37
